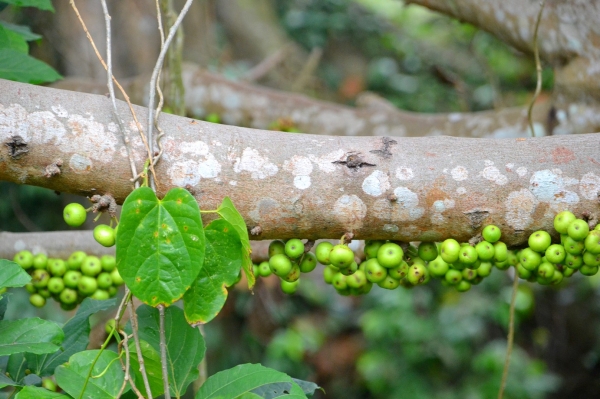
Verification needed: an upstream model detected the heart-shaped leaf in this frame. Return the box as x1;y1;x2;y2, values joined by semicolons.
0;318;63;356
0;259;31;290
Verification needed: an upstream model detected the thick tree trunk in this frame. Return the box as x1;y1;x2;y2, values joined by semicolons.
1;80;599;245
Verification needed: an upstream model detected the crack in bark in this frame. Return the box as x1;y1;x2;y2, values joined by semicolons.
5;135;28;159
333;152;376;169
370;137;397;158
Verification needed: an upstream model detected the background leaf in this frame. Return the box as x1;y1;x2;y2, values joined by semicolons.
0;318;63;356
14;386;70;399
1;0;54;12
128;339;164;397
217;197;255;289
0;21;42;41
0;259;31;289
55;350;125;399
195;364;307;399
184;219;243;324
0;49;62;84
117;187;205;306
0;373;18;389
26;298;116;376
136;305;205;397
0;25;28;53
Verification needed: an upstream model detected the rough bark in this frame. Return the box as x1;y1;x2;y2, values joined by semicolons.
2;80;600;245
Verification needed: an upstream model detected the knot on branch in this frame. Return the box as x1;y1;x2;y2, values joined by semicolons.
5;135;28;159
90;194;118;218
43;159;63;178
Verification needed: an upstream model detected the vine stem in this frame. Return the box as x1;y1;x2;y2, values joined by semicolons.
128;294;154;399
497;269;520;399
158;304;171;399
526;0;547;137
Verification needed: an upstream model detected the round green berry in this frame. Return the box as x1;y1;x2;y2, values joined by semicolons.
563;236;585;255
281;279;299;295
29;293;46;307
63;203;87;227
482;225;501;243
32;253;48;269
458;245;478;265
110;269;124;285
101;255;117;272
330;245;355;269
38;288;51;298
13;250;34;269
25;283;36;294
346;270;367;289
376;243;404;268
315;242;333;265
417;242;438;262
268;240;286;258
42;378;57;392
59;288;78;305
493;241;508;262
455;280;471;292
78;275;98;296
257;261;272;277
47;277;65;294
323;265;337;284
31;269;50;288
107;286;118;297
377;275;400;290
584;231;600;254
67;251;87;270
475;241;495;261
339;261;358;276
364;258;387;283
583;251;600;267
519;248;542;271
299;252;317;273
48;258;67;276
63;270;82;288
428;256;449;278
407;263;428;285
445;269;462;285
580;264;599;276
537;262;555;280
97;272;113;289
81;256;102;276
477;262;493;277
91;289;110;300
281;263;301;282
332;272;348;290
269;254;293;277
388;261;409;280
93;224;116;247
554;211;576;234
516;263;532;279
440;239;461;264
567;219;589;241
550;270;564;285
528;230;552;252
284;239;304;259
544;244;566;264
364;240;385;260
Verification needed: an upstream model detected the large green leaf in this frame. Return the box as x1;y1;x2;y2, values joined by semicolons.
117;187;205;306
0;318;63;356
195;364;307;399
14;386;70;399
0;49;61;84
0;21;42;41
0;25;28;53
0;373;19;389
183;219;243;324
136;305;205;397
26;298;116;376
6;353;27;383
0;259;31;289
1;0;54;11
128;339;164;397
216;197;254;289
55;350;125;399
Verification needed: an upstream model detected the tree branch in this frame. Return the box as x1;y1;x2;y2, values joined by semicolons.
2;80;600;245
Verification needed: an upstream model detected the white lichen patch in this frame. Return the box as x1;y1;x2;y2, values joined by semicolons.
66;114;119;161
294;175;311;190
431;213;445;225
396;167;414;181
309;149;345;173
51;105;68;118
372;187;425;222
229;180;237;186
456;187;467;195
383;224;399;233
579;172;600;200
333;195;367;230
69;153;92;174
362;170;390;197
516;167;528;177
163;139;222;186
530;169;580;208
451;166;468;181
480;163;508;185
233;147;278;179
505;189;538;230
284;156;313;190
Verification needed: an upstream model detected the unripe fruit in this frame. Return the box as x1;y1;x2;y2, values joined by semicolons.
284;238;304;259
377;275;400;290
493;242;508;262
475;241;495;261
281;264;301;282
59;288;78;305
81;256;102;276
97;272;113;289
323;265;337;284
346;270;367;289
554;211;576;234
38;288;51;298
544;244;566;264
407;263;428;285
364;240;385;260
269;254;293;277
482;225;501;243
29;293;46;307
427;256;449;278
364;258;387;283
31;269;50;288
91;289;110;300
110;269;124;285
537;262;555;279
329;245;355;269
388;261;409;280
281;279;299;294
42;378;57;392
339;261;358;276
107;286;118;297
567;219;589;241
445;269;462;285
562;267;576;277
67;251;87;270
519;248;542;271
25;283;36;294
315;242;334;265
563;236;585;255
550;270;563;285
583;251;600;267
47;277;65;294
63;203;87;227
299;252;317;273
78;275;98;296
268;240;286;258
584;231;600;254
565;253;583;269
63;270;82;288
94;224;116;247
13;250;34;269
48;259;67;276
332;272;348;290
376;243;404;268
440;239;460;263
462;268;478;281
455;280;471;292
32;253;48;269
101;255;117;272
528;230;552;252
580;264;599;276
477;262;493;277
60;302;78;311
516;263;532;279
257;261;272;277
458;245;478;265
417;242;438;262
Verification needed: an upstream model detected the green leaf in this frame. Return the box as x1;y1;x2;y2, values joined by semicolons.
1;0;54;11
0;293;9;319
0;25;28;53
26;298;117;376
128;339;164;397
55;350;125;399
195;364;307;399
15;386;70;399
291;378;323;397
0;259;31;289
216;197;255;289
184;219;243;324
117;187;205;306
6;352;28;383
0;372;19;389
0;21;42;41
0;48;62;84
0;318;63;356
136;305;205;397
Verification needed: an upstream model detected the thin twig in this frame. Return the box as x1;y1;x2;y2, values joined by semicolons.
497;270;520;399
527;0;547;137
146;0;194;191
128;296;154;399
158;305;171;399
117;329;145;399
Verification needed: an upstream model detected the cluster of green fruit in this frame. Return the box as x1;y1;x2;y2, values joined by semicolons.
12;250;124;309
254;211;600;295
63;202;117;247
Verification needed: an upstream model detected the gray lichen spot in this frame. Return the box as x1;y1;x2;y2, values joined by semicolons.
333;195;367;230
69;153;92;174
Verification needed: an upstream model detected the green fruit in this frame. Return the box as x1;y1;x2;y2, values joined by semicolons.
29;293;46;307
550;270;563;285
48;258;67;276
111;269;125;285
428;256;449;278
455;280;471;292
388;261;409;280
91;289;110;300
346;270;367;289
332;272;348;290
583;251;600;267
519;248;542;271
493;241;508;262
93;224;116;247
323;265;337;284
38;288;51;298
81;256;102;276
537;262;555;279
101;255;117;272
67;251;87;270
528;230;552;252
462;268;478;281
445;269;462;285
482;225;501;243
364;258;387;283
330;245;355;269
407;263;428;285
584;231;600;254
376;243;404;268
107;286;118;297
417;242;438;262
59;288;78;304
339;261;358;276
78;275;98;296
258;261;272;277
47;277;65;294
25;283;36;294
545;244;566;264
205;113;221;124
440;239;460;263
60;302;78;311
269;254;293;277
281;279;299;294
563;236;585;255
63;270;82;288
580;264;599;276
364;240;385;259
562;267;576;277
63;202;87;227
42;378;57;392
105;319;117;335
458;245;478;265
268;240;286;258
377;275;400;290
314;242;333;265
475;241;495;261
281;264;301;282
32;253;48;269
554;211;576;234
97;272;113;289
477;262;493;277
567;219;589;241
13;250;34;269
507;251;519;266
516;263;532;279
299;252;317;273
284;238;304;259
31;269;50;288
